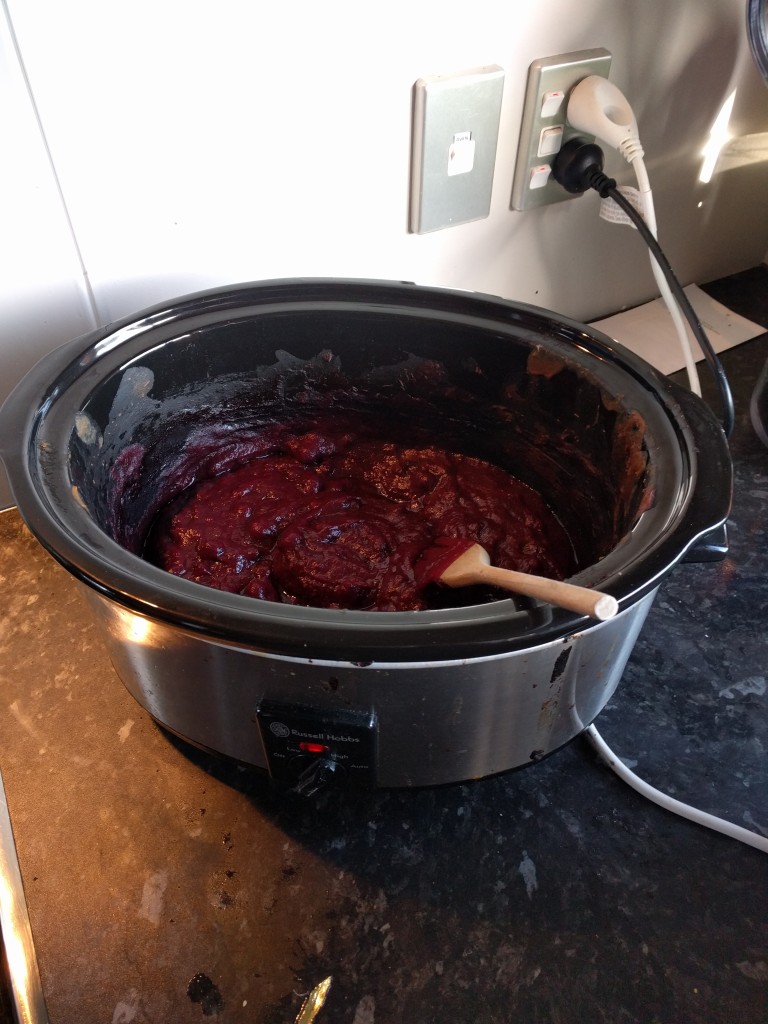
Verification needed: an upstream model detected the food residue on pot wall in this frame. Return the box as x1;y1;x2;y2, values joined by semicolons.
69;341;653;610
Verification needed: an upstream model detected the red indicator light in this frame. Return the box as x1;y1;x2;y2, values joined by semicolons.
299;741;329;754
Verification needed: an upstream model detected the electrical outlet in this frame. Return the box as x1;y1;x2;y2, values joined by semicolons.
511;48;611;211
410;65;505;234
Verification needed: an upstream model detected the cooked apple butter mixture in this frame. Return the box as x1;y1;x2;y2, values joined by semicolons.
145;424;576;612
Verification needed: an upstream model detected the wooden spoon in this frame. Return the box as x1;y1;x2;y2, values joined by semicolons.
432;542;618;621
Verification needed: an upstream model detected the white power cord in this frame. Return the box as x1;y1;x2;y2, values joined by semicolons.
568;76;702;396
564;76;766;854
585;725;768;854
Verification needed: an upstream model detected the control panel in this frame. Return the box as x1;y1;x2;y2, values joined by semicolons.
255;700;378;793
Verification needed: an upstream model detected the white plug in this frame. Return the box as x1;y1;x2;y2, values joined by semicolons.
567;75;643;161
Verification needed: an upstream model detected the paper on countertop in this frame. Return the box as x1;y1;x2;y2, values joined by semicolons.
591;284;765;376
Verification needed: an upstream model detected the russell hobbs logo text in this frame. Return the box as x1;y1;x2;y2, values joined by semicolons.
291;728;360;744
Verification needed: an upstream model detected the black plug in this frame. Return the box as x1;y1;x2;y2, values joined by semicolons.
551;138;616;198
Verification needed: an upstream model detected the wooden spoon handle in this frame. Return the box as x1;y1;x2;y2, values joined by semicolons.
476;564;618;620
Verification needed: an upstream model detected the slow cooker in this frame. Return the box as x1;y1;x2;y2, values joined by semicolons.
0;279;732;789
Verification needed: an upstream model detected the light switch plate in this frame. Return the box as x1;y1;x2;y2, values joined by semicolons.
511;48;612;212
410;65;505;234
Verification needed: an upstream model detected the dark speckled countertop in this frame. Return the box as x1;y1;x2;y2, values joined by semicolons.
0;271;767;1024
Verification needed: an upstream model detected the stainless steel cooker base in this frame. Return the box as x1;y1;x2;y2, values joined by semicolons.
84;586;656;788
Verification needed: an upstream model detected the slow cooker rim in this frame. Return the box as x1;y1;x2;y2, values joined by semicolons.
21;522;666;661
1;278;731;661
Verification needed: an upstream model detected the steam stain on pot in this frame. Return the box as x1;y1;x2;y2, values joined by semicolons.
550;647;573;682
537;646;574;732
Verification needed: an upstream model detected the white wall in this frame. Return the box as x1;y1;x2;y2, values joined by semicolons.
2;0;768;508
0;0;97;505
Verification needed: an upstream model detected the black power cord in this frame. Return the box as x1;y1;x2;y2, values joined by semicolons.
549;132;768;855
552;138;735;439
